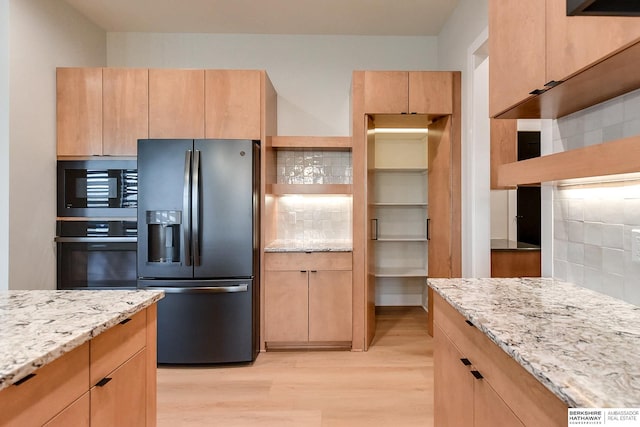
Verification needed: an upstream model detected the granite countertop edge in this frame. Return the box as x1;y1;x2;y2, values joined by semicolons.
0;290;164;392
428;277;640;409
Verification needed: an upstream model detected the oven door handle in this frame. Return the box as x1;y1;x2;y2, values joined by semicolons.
54;237;137;243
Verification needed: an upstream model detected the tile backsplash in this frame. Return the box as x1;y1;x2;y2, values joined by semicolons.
275;195;352;242
552;88;640;305
276;150;352;184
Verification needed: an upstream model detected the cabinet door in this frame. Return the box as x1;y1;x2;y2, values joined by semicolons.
57;68;102;156
363;71;409;113
434;326;474;427
408;72;453;114
546;0;640;82
309;270;352;342
474;379;525;427
43;392;90;427
103;68;148;156
265;270;309;342
91;349;146;427
489;0;546;117
149;69;205;138
205;70;261;140
490;119;517;189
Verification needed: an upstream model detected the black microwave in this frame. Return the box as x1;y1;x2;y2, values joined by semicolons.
57;159;137;218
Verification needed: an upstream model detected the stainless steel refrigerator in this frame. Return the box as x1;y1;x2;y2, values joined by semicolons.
137;139;259;364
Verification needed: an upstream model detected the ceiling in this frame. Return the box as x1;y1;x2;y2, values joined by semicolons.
61;0;460;36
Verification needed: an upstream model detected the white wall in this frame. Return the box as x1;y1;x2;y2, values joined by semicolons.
437;0;489;277
0;0;8;290
107;33;439;136
9;0;106;290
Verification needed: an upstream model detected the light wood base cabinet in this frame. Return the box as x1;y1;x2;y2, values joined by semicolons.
265;252;352;349
433;294;567;427
0;305;158;427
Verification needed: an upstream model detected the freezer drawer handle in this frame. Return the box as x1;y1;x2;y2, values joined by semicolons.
141;284;249;294
54;237;137;243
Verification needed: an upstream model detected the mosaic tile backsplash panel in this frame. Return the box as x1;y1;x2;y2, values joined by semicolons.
276;150;352;184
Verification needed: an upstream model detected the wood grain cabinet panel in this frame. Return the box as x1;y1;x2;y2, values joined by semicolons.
489;0;546;117
205;70;261;140
474;379;525;427
90;350;146;427
56;68;103;156
0;343;89;427
265;252;353;348
363;71;409;114
545;0;640;83
409;71;453;114
490;119;517;189
265;270;309;342
43;392;90;427
308;270;353;342
103;68;149;155
491;250;541;278
149;69;205;139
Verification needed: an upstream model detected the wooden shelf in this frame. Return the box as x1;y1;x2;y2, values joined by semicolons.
495;38;640;119
375;268;427;278
374;202;428;207
497;135;640;186
268;184;353;195
270;136;352;150
375;167;427;173
376;237;428;242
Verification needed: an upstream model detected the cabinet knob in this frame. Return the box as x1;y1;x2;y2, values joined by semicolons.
96;377;112;387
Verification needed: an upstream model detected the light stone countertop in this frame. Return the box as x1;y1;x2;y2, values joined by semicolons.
264;239;353;252
0;289;164;392
428;277;640;408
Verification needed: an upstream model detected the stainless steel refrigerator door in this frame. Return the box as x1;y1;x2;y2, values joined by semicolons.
137;139;195;279
139;279;256;364
193;139;256;278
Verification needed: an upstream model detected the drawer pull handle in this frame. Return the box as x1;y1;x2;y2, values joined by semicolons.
14;373;36;386
310;270;317;273
460;358;472;366
465;320;475;327
120;318;132;325
300;270;307;273
471;370;483;380
96;377;112;387
528;88;546;95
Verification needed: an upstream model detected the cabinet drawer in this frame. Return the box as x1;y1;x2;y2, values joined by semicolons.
433;294;566;427
0;342;89;427
43;391;90;427
90;309;146;386
265;252;352;271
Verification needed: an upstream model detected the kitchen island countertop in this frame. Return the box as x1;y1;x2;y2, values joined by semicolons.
428;277;640;408
0;289;164;392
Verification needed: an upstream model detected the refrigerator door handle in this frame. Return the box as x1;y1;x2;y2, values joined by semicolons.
139;284;249;294
183;150;192;266
192;149;201;267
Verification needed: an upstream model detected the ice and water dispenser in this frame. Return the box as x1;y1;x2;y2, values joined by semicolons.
146;210;182;263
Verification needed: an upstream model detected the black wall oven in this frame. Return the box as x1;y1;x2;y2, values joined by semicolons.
56;159;138;290
56;220;137;289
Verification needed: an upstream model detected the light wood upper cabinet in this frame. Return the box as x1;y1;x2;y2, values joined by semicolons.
103;68;148;156
364;71;453;114
545;0;640;82
409;71;453;114
490;0;640;118
149;69;205;139
488;0;546;118
363;71;408;113
57;68;103;156
205;70;261;140
490;119;517;189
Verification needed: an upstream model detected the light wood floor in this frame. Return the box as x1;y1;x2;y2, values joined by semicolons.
157;306;434;427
